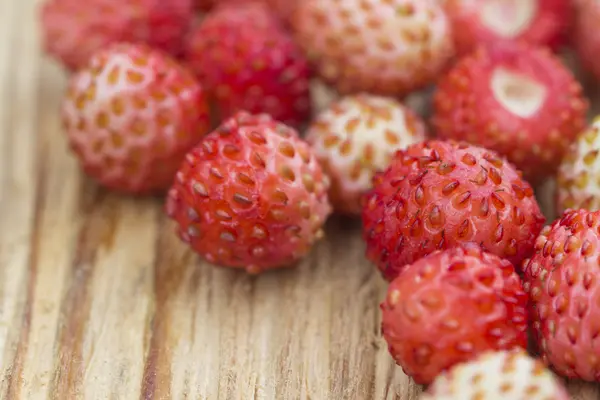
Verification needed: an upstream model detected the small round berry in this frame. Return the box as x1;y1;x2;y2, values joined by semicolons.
381;245;528;385
422;349;570;400
291;0;454;97
306;94;427;215
185;3;310;127
524;209;600;382
166;112;331;273
61;43;210;194
41;0;194;71
362;140;545;281
432;42;588;183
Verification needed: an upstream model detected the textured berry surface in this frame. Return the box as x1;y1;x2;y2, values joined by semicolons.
444;0;571;56
432;43;588;183
574;0;600;80
306;94;427;215
166;112;331;273
185;3;310;127
421;349;570;400
362;140;545;281
62;43;210;194
41;0;193;71
291;0;454;96
557;117;600;215
381;245;528;385
524;209;600;382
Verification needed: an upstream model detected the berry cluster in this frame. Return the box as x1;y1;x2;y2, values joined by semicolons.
40;0;600;397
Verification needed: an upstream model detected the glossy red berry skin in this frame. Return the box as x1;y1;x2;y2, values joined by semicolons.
166;112;331;274
41;0;193;71
432;43;588;183
185;3;311;127
362;140;545;281
62;43;210;194
524;209;600;382
381;245;528;385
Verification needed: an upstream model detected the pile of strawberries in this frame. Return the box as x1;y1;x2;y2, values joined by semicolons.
40;0;600;397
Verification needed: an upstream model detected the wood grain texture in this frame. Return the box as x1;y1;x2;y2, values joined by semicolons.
1;0;600;399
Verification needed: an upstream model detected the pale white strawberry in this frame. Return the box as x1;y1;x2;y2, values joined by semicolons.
291;0;454;97
421;350;570;400
557;116;600;215
305;94;427;214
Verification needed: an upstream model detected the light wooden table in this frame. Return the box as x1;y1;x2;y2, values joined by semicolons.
1;0;600;399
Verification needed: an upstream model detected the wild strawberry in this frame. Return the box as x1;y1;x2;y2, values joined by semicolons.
381;245;528;385
61;43;210;194
443;0;571;56
165;111;331;273
41;0;193;71
524;209;600;382
574;0;600;80
557;117;600;215
362;140;545;281
421;349;570;400
291;0;454;97
184;3;310;127
306;94;427;215
432;43;588;183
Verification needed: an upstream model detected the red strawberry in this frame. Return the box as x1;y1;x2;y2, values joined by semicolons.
574;0;600;81
41;0;194;71
443;0;571;56
524;209;600;381
381;245;528;385
184;3;310;127
432;42;588;183
291;0;454;97
362;140;545;281
165;111;331;273
61;43;210;194
421;349;570;400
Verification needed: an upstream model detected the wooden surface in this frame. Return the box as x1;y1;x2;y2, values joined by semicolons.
1;1;600;399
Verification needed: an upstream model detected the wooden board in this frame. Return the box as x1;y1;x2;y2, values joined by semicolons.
1;0;600;399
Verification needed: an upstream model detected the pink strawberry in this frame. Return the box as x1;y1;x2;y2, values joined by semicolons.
41;0;194;71
291;0;454;97
422;349;570;400
557;116;600;215
432;42;588;183
61;43;210;194
165;111;331;273
381;245;528;385
306;94;427;215
443;0;571;56
524;209;600;381
184;3;311;127
362;140;545;281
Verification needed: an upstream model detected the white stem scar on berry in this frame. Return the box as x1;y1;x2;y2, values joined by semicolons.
491;67;547;118
481;0;537;38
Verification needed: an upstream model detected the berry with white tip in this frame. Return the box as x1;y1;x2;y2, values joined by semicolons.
291;0;454;97
421;349;570;400
557;116;600;215
306;94;427;215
